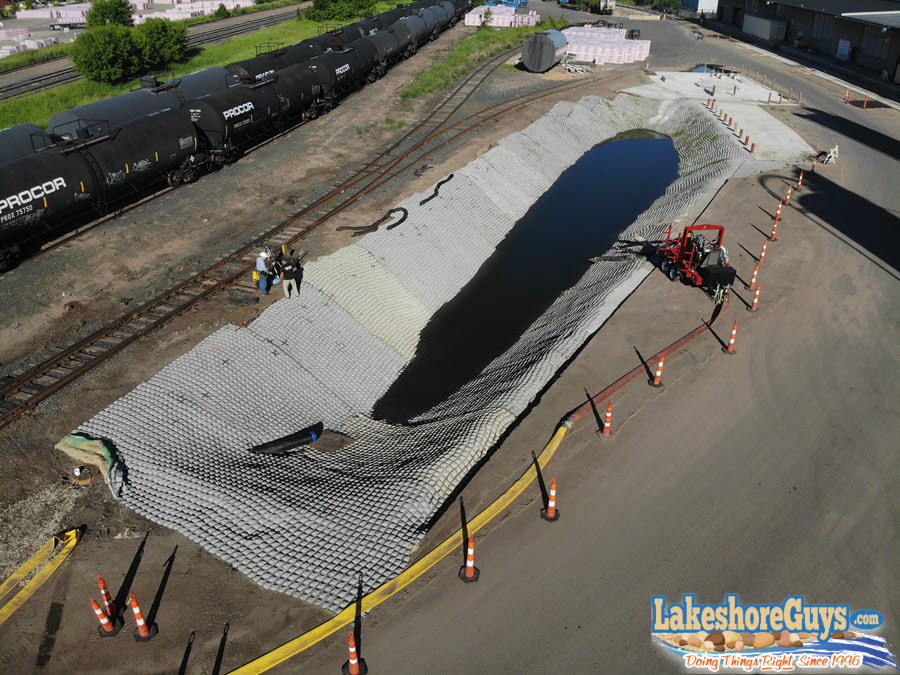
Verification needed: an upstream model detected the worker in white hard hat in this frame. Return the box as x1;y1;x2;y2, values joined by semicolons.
255;251;270;295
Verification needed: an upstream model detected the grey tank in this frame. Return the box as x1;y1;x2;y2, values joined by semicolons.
521;29;568;73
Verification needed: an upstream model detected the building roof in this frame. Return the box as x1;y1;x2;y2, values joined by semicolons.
843;10;900;30
773;0;900;15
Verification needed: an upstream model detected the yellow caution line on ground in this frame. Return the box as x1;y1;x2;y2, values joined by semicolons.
230;424;570;674
0;529;81;627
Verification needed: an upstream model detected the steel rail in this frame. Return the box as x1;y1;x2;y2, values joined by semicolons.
0;60;614;429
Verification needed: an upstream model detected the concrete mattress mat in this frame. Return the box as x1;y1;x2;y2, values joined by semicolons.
71;94;757;612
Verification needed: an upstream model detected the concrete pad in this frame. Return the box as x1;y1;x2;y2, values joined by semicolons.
624;75;815;162
635;71;795;105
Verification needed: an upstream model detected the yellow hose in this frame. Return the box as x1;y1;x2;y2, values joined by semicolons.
0;529;81;627
229;423;570;673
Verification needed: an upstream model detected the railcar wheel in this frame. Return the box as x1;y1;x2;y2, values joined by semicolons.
668;267;679;281
660;260;669;273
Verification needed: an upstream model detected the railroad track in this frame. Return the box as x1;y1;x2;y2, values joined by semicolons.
0;54;615;430
0;7;301;101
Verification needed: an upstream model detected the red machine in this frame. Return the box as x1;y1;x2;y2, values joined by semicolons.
657;223;736;300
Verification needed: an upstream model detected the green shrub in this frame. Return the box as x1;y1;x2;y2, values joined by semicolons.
305;0;377;22
86;0;135;28
70;24;140;83
213;3;231;18
134;17;190;70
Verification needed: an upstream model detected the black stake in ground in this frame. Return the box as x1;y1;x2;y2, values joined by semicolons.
342;573;368;675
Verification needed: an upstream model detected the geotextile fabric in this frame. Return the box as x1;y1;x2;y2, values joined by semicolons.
70;95;749;611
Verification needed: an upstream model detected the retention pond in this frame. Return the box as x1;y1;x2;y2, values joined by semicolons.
374;130;681;423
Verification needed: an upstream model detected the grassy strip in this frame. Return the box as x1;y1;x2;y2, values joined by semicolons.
0;42;75;75
0;1;402;129
400;16;569;99
0;0;305;74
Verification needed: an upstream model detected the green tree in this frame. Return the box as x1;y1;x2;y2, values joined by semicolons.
479;7;493;29
305;0;376;22
652;0;681;11
23;0;34;10
70;24;140;82
213;3;231;18
86;0;135;29
134;18;189;70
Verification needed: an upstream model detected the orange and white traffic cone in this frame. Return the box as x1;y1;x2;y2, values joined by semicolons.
747;263;759;291
748;285;761;313
342;630;368;675
91;597;121;638
759;239;768;264
774;200;782;225
541;476;560;522
130;592;158;642
723;321;738;355
785;186;792;205
458;533;480;583
770;218;778;241
797;170;804;190
98;574;117;618
602;400;612;436
650;352;666;388
811;157;817;173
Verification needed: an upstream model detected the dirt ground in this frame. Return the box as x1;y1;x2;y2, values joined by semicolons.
0;25;640;672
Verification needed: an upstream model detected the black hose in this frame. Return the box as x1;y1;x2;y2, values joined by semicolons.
249;422;324;455
419;173;454;206
383;207;408;230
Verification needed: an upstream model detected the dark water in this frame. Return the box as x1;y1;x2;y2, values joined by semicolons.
373;131;680;424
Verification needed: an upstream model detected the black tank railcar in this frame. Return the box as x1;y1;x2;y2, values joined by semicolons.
425;3;452;31
188;84;281;161
306;47;372;104
173;67;233;101
367;30;403;68
387;21;416;56
0;123;55;163
0;112;200;265
272;64;322;120
86;110;200;197
450;0;472;18
282;39;326;68
343;18;382;40
397;15;430;52
349;39;379;81
226;48;293;84
416;7;439;37
438;0;457;23
307;31;344;53
0;149;94;264
378;7;408;27
48;87;187;138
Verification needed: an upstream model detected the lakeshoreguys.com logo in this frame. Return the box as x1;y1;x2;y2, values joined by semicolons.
651;595;897;672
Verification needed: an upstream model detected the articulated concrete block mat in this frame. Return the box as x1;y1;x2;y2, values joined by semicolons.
72;94;752;611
